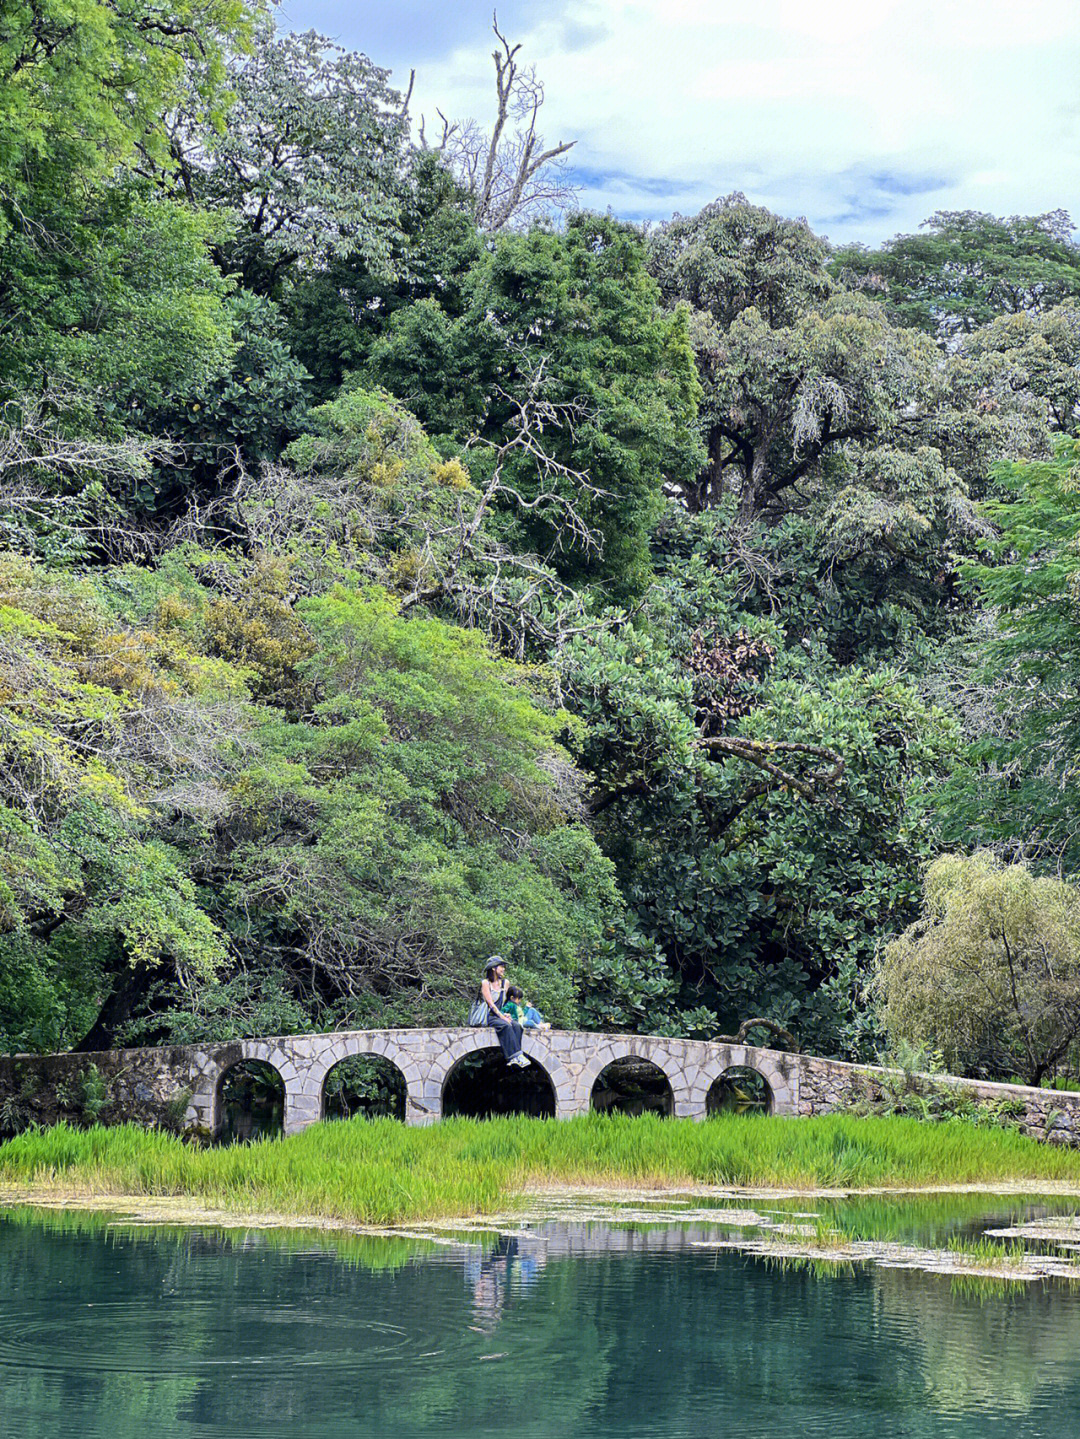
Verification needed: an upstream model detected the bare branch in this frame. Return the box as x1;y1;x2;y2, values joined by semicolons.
714;1017;796;1049
697;734;845;800
234;359;612;658
424;15;578;230
0;392;177;560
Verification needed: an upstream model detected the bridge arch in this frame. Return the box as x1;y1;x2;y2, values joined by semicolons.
685;1046;796;1119
201;1045;291;1139
307;1034;426;1125
322;1051;408;1120
705;1066;773;1114
575;1039;690;1116
181;1030;799;1134
426;1030;576;1120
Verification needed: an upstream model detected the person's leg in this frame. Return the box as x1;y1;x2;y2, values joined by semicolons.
487;1013;523;1059
524;1007;543;1028
504;1019;523;1059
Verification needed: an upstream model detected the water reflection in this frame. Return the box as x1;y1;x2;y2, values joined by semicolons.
5;1201;1080;1437
465;1234;548;1332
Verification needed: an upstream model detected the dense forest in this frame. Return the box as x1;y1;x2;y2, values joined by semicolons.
3;3;1080;1085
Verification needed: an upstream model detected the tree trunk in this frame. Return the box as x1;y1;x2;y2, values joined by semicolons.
74;964;155;1052
738;445;768;522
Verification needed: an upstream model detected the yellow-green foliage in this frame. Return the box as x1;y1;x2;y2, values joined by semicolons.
203;555;316;705
270;387;483;600
431;459;473;492
0;557;235;1028
1;546;624;1051
877;852;1080;1084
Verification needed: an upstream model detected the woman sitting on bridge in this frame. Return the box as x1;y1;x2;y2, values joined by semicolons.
470;957;529;1068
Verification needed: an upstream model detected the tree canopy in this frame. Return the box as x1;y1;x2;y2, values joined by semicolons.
878;852;1080;1085
832;209;1080;342
2;8;1079;1083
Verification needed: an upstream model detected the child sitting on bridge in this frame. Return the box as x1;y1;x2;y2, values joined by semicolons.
502;985;550;1032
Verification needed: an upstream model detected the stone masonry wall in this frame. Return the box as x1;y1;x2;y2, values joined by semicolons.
0;1030;801;1135
0;1046;199;1134
795;1054;1080;1144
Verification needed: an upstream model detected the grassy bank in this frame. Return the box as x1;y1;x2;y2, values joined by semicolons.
3;1112;1080;1227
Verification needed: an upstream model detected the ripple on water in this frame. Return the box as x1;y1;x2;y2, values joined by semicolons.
0;1299;431;1377
5;1212;1080;1439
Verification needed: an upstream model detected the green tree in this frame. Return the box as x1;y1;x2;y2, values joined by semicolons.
256;384;598;652
0;4;255;546
0;540;634;1050
143;289;311;500
647;197;966;601
367;213;703;599
951;303;1080;449
286;155;483;401
0;179;234;406
0;554;235;1051
159;566;628;1036
560;513;957;1054
877;851;1080;1084
644;195;1054;676
167;18;412;294
940;440;1080;869
647;195;947;522
832;209;1080;342
0;0;248;238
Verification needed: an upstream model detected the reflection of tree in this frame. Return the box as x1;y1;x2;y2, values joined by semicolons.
8;1209;1080;1436
1;1213;200;1439
873;1265;1080;1417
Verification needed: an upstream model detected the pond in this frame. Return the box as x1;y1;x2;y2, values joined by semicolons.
4;1196;1080;1438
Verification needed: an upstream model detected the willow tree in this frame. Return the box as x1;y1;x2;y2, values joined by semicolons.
876;852;1080;1085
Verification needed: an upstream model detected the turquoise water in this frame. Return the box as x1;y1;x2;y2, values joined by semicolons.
3;1205;1080;1438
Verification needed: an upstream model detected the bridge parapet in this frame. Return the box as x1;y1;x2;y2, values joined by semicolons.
4;1029;1080;1144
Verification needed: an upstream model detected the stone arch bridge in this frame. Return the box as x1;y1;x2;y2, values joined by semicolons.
187;1028;801;1133
5;1026;1080;1141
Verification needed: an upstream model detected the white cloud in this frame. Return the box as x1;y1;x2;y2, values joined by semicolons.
285;0;1080;243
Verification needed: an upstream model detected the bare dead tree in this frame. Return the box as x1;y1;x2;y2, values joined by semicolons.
0;392;177;559
395;358;607;648
420;13;577;231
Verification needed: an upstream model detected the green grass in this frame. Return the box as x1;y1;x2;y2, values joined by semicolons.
3;1111;1080;1227
944;1236;1019;1263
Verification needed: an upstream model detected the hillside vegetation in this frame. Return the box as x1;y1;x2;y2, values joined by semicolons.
3;6;1080;1090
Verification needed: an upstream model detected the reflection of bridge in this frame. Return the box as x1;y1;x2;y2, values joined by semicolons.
5;1026;1080;1140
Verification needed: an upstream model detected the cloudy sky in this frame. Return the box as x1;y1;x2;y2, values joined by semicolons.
275;0;1080;246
